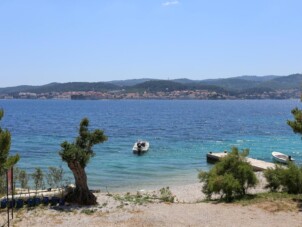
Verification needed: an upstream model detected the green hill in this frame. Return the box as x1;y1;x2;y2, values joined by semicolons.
130;80;187;92
257;74;302;90
0;74;301;96
1;82;120;95
108;78;154;86
201;78;261;91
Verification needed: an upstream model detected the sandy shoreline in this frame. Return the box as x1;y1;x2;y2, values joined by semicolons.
1;173;301;227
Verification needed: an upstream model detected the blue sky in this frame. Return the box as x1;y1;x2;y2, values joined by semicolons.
0;0;301;86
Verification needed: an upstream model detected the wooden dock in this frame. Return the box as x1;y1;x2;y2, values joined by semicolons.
206;152;276;171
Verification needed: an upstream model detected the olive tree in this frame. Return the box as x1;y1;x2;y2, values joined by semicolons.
59;118;107;205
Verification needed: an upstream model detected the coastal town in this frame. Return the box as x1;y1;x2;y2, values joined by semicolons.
0;88;300;100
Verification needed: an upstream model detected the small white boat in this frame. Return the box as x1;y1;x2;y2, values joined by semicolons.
272;151;294;164
133;141;149;155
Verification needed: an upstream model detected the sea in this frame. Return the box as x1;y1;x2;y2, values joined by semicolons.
0;99;301;192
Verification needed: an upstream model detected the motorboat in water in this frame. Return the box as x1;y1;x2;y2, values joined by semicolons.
272;151;294;164
133;141;149;155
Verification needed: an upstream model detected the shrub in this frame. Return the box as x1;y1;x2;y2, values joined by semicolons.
264;162;302;194
264;164;284;192
19;169;29;189
113;191;154;205
81;209;97;215
199;147;258;201
159;187;175;203
32;167;44;191
46;166;64;189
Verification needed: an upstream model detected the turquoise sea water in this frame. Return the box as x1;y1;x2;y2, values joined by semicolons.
0;99;301;192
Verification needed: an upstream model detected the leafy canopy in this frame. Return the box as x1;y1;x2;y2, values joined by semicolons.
199;147;258;201
287;107;302;135
32;167;44;191
264;162;302;194
59;118;107;168
0;109;19;170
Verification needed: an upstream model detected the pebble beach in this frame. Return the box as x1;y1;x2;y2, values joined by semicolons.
1;173;301;227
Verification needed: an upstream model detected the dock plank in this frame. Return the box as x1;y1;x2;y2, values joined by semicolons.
206;152;275;171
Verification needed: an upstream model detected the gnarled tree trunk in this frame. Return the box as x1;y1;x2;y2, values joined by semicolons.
66;161;96;205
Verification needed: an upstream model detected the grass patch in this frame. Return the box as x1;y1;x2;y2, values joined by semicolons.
159;187;175;203
112;187;175;206
236;192;302;212
204;192;302;213
80;208;97;215
98;202;108;209
113;192;155;205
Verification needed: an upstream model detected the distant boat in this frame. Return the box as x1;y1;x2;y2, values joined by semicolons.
272;151;294;164
133;141;149;155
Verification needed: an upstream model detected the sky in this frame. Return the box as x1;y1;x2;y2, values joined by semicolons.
0;0;302;87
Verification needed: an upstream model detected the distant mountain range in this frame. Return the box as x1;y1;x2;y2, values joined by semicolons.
0;74;301;96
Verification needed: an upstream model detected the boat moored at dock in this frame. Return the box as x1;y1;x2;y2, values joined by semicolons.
206;151;276;171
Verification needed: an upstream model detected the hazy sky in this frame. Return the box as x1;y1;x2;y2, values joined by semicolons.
1;0;301;87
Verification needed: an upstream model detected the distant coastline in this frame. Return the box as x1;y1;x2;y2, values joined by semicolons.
0;74;301;100
0;89;299;100
1;91;300;100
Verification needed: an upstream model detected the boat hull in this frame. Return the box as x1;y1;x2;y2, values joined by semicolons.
133;141;149;155
272;151;294;164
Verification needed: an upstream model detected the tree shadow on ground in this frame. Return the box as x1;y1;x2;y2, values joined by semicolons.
293;198;302;212
203;194;257;204
50;203;95;213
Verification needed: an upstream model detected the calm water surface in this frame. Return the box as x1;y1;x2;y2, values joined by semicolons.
0;99;301;191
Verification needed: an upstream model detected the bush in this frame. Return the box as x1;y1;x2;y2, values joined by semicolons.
19;169;29;189
46;166;64;189
264;162;302;194
199;147;258;201
159;187;175;203
264;165;284;192
32;167;44;191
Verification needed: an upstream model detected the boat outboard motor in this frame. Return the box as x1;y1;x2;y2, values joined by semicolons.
137;143;142;155
289;155;292;161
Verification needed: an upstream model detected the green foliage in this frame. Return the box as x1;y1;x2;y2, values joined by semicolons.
0;109;20;194
80;209;97;215
0;175;5;193
46;166;64;189
112;188;175;206
0;109;20;170
32;167;44;191
263;165;284;191
59;118;108;168
13;167;29;189
19;169;29;189
199;147;258;201
132;80;187;92
159;187;175;203
58;118;108;205
287;107;302;135
283;164;302;194
113;192;155;205
232;192;302;212
284;104;302;194
264;162;302;194
14;167;20;187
